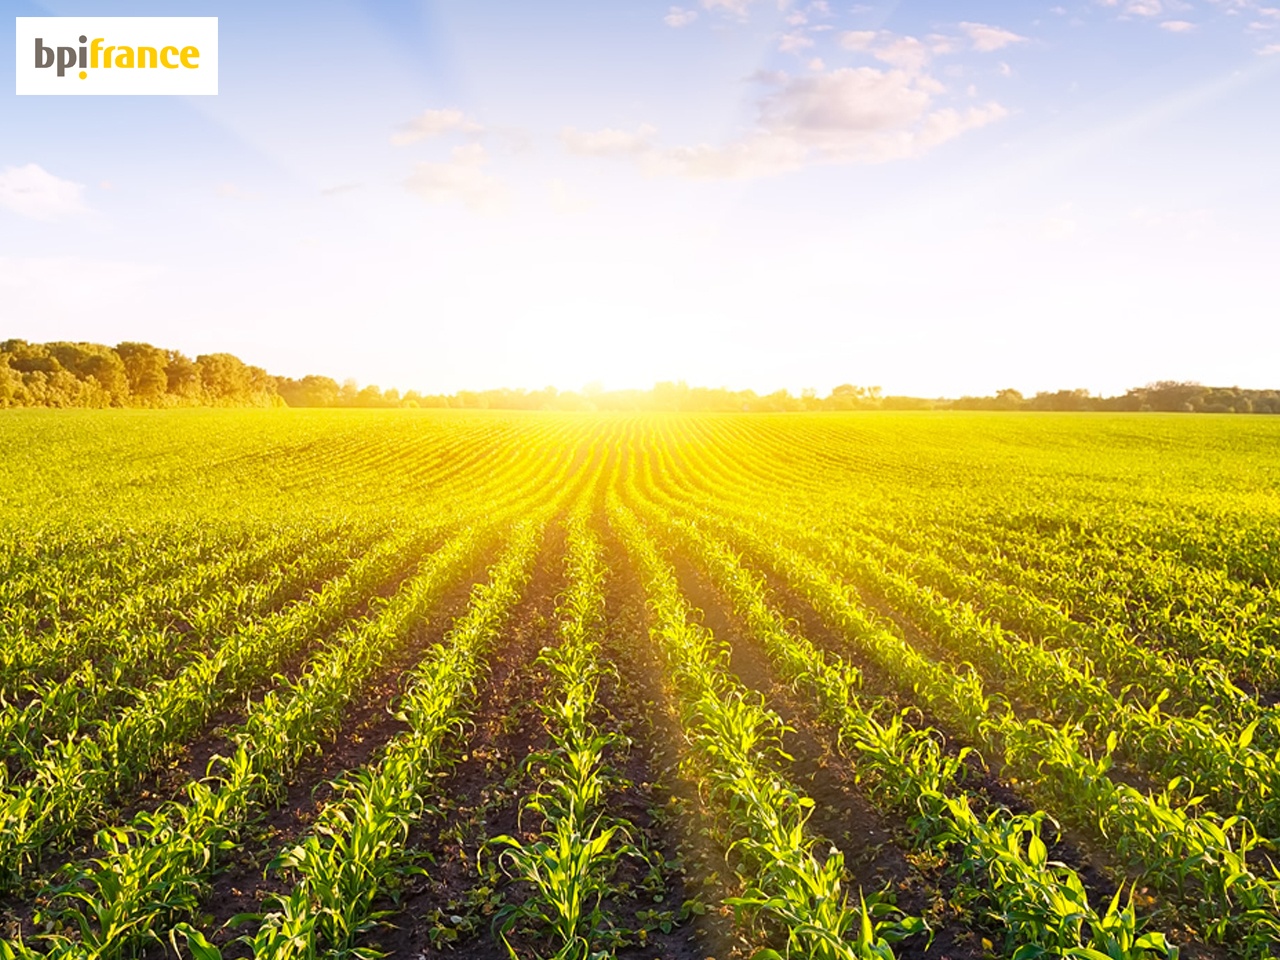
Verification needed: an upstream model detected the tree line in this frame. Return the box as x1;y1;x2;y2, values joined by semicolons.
947;383;1280;414
2;339;1277;414
1;340;276;408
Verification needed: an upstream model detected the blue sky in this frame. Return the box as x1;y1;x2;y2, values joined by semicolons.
3;0;1278;396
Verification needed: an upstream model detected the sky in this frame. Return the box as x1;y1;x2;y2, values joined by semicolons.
2;0;1278;398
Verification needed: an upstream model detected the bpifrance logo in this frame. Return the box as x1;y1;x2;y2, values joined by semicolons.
16;17;218;95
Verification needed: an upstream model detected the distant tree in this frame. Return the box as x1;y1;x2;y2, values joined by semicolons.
652;381;688;412
165;350;201;401
1030;388;1092;412
197;353;253;403
1140;381;1206;412
277;374;340;408
4;334;1280;415
881;396;935;410
116;342;169;405
45;342;129;405
994;388;1024;410
3;340;57;374
0;348;27;406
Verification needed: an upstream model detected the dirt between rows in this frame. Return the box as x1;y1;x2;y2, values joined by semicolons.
595;533;719;960
362;524;711;960
142;537;445;816
168;554;493;958
4;511;1220;960
353;526;564;960
722;537;1235;959
666;552;984;960
0;537;371;770
0;537;493;952
0;537;454;935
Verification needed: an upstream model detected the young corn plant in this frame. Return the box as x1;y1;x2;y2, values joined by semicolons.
0;525;498;960
610;495;924;960
174;519;548;960
492;508;636;960
646;485;1280;957
632;491;1179;960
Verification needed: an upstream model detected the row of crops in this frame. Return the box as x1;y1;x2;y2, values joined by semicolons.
1;409;1278;959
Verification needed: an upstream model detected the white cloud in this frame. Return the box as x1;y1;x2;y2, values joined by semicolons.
0;164;86;221
1126;0;1164;16
1260;40;1280;50
567;21;1009;182
874;36;932;70
839;31;934;71
642;68;1006;179
1160;19;1197;30
759;69;937;147
561;124;658;157
839;30;878;51
645;137;808;179
391;108;483;147
702;0;753;16
780;33;815;53
839;29;966;70
927;34;959;55
664;6;698;27
959;22;1029;52
404;144;506;212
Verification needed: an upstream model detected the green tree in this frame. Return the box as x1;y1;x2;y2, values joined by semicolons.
116;342;169;405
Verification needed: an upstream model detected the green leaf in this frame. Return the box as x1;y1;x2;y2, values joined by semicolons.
170;923;223;960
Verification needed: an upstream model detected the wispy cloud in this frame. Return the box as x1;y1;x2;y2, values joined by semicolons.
1160;19;1197;31
839;31;939;71
838;29;971;71
0;164;86;221
1125;0;1165;17
404;144;506;212
568;68;1006;180
663;6;698;27
701;0;754;17
561;124;658;157
391;109;484;147
958;22;1029;52
780;33;815;54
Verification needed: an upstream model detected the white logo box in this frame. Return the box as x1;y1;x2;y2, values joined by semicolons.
16;17;218;95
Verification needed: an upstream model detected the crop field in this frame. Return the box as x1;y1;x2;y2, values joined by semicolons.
1;409;1279;960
